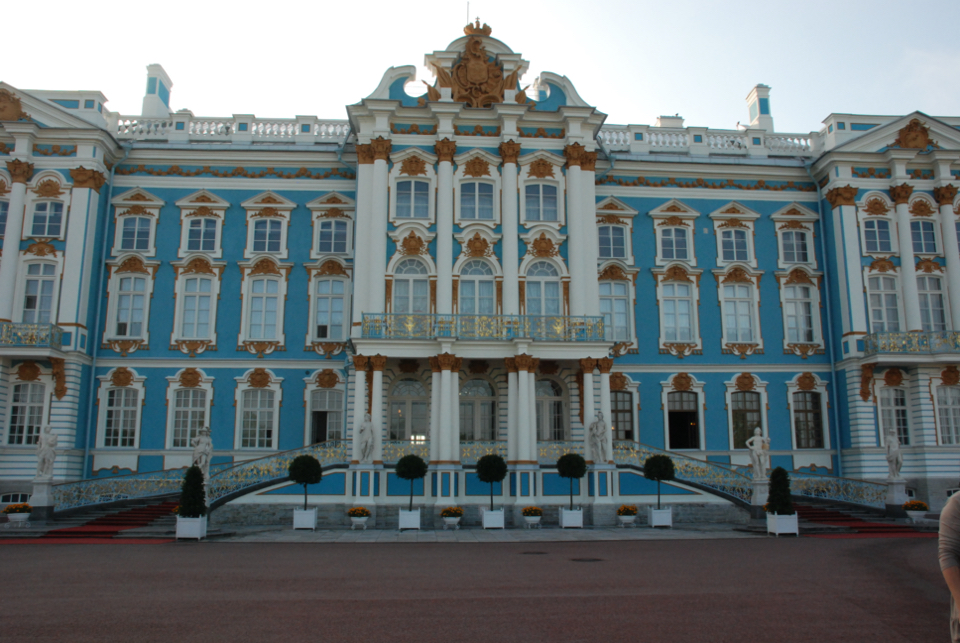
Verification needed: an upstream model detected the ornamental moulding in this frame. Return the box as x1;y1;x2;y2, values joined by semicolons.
111;367;134;387
889;184;913;204
33;144;76;157
174;340;214;357
860;364;876;402
596;174;816;193
0;179;8;196
436;352;462;372
431;35;517;108
661;265;692;283
735;373;756;392
892;119;939;150
248;368;271;388
861;197;890;215
520;128;566;140
527;158;555;179
797;373;817;391
498;140;521;164
180;257;216;276
943;366;960;387
0;89;31;121
721;267;753;284
909;199;936;217
672;373;693;392
784;268;815;286
17;361;41;382
49;357;67;399
934;185;958;206
657;216;688;227
179;368;203;388
7;159;34;183
610;373;628;391
529;233;559;258
69;167;106;192
26;240;57;257
662;343;698;359
598;264;628;281
248;258;282;276
400;231;429;256
115;256;150;274
788;344;820;359
308;341;348;359
390;123;437;135
916;258;944;274
33;179;63;197
465;232;493;258
242;341;281;358
399;156;427;176
826;185;858;208
778;220;808;230
870;257;896;273
107;339;145;356
115;165;355;180
884;368;904;387
563;143;586;168
319;207;350;219
463;157;491;178
316;370;339;389
251;207;283;218
315;260;348;277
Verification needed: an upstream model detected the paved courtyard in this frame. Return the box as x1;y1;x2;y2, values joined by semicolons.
2;535;946;642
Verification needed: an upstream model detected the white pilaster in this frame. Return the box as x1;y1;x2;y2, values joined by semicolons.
350;356;368;463
449;364;461;462
938;197;960;327
0;176;27;322
838;203;867;335
370;367;385;463
58;170;104;331
516;362;530;462
893;191;923;331
581;154;600;316
439;367;452;463
599;370;613;465
581;365;595;460
369;139;391;314
429;363;441;464
436;157;454;314
566;163;585;315
501;153;520;315
507;365;518;462
351;160;375;336
527;370;538;464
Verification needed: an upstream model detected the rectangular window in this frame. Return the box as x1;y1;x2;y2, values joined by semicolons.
868;276;900;332
397;181;429;218
311;390;344;442
241;389;275;448
7;383;45;445
187;218;217;252
315;279;345;340
599;281;630;341
172;389;207;448
598;226;626;259
116;276;146;337
23;264;56;323
253;219;282;253
32;202;63;237
461;182;494;220
880;388;909;446
611;391;633;441
120;217;151;251
104;388;138;447
181;277;212;338
0;201;8;238
784;285;814;343
722;284;755;342
249;279;279;339
938;387;960;446
525;184;558;222
864;219;892;253
911;220;937;254
662;283;693;342
721;229;749;262
782;231;809;263
317;220;348;254
731;391;761;449
918;276;947;332
793;391;824;448
661;228;688;260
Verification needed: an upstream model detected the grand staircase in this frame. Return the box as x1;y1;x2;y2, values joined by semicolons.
41;500;177;541
795;502;935;538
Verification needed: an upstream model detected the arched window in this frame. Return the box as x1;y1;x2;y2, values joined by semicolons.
248;278;280;339
314;279;345;340
240;389;275;448
459;379;496;441
252;219;282;253
7;382;45;445
731;391;761;449
396;180;429;218
526;261;560;316
793;391;823;448
667;391;699;449
461;182;494;220
535;379;566;441
598;226;626;259
120;217;152;251
310;389;343;443
22;264;57;324
389;379;429;442
172;389;207;448
460;260;495;314
599;281;630;341
394;259;429;314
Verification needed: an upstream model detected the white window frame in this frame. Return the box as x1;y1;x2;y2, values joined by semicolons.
877;372;912;448
307;192;356;261
599;279;632;343
24;171;71;242
164;368;214;449
917;273;949;332
170;257;225;350
103;257;159;347
660;373;706;451
518;152;565;230
714;268;764;356
864;270;904;333
96;368;146;449
389;150;437;226
786;373;832;451
244;212;290;259
724;374;769;451
307;271;350;344
454;150;501;228
597;223;631;262
652;265;703;358
520;254;567;317
771;203;819;270
14;258;63;325
710;203;760;269
649;199;698;268
3;367;53;447
856;192;898;257
775;269;824;356
932;369;960;446
110;189;164;258
303;370;346;445
910;218;939;256
112;213;157;258
234;369;283;450
175;191;228;259
237;259;291;352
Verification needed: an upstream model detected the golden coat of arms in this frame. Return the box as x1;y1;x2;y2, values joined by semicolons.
433;36;518;108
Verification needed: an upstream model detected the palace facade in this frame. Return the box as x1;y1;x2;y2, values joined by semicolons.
2;23;959;522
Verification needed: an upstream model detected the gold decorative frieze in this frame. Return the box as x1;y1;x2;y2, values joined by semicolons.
314;260;349;277
33;145;76;157
783;269;815;286
661;265;693;283
251;207;283;218
116;165;354;180
115;256;151;274
717;218;747;229
520;128;566;139
598;264;628;281
527;158;555;179
657;216;688;227
399;156;427;176
185;206;220;218
724;343;760;359
454;125;501;137
721;267;753;284
610;342;632;358
662;343;699;359
777;220;808;230
180;257;217;276
391;123;437;135
248;258;283;276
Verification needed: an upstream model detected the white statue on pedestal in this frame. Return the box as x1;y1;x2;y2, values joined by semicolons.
35;425;58;479
745;427;767;480
191;427;213;479
589;412;608;464
885;424;903;480
358;413;375;464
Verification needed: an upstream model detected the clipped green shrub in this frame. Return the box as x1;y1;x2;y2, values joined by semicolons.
643;455;675;510
476;454;508;511
396;454;428;511
179;465;207;518
288;455;323;511
557;453;587;510
766;466;795;515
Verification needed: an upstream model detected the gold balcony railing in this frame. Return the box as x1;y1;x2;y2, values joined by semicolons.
362;313;605;342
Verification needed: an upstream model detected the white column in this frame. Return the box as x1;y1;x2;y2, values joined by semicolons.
0;161;32;322
507;363;518;462
439;363;452;464
580;358;595;460
449;361;461;462
565;161;585;316
826;187;867;337
516;361;531;462
350;356;368;463
892;186;923;331
937;190;960;327
527;369;538;463
351;155;375;336
57;168;104;331
436;142;455;314
370;356;386;463
598;361;613;465
429;359;441;464
500;142;521;315
581;153;601;316
369;138;391;314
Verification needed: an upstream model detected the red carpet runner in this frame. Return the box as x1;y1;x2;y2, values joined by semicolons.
39;501;178;542
796;503;936;539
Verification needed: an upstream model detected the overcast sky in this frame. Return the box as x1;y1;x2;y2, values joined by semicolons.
6;0;960;134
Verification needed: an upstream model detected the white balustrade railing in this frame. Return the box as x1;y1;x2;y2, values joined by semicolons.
597;127;630;151
707;133;747;151
252;120;297;139
114;114;351;143
189;119;232;137
766;134;813;154
648;129;689;149
115;118;171;138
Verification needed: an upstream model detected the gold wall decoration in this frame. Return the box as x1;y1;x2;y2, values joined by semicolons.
69;167;106;192
661;265;692;283
111;367;134;387
539;360;559;375
520;128;566;139
33;145;76;157
107;339;146;357
25;240;57;257
116;256;150;274
316;370;339;388
892;119;939;149
434;138;457;162
672;373;693;392
256;195;283;204
610;342;632;358
883;367;904;387
563;143;585;167
116;164;355;180
582;153;598;175
468;360;489;375
579;358;598;373
916;258;944;273
782;207;804;216
720;206;742;214
602;202;625;211
530;232;559;257
797;373;817;391
465;232;493;257
598;174;816;193
942;365;960;387
503;357;516;373
784;269;815;285
192;194;216;203
514;354;537;373
777;220;808;230
826;186;858;207
49;357;67;399
242;341;281;358
400;231;428;256
249;258;282;276
657;216;688;227
735;373;756;392
429;356;442;373
597;358;614;374
248;368;271;388
934;185;958;206
725;343;759;359
356;145;374;165
398;359;420;374
370;136;392;161
0;89;30;121
721;267;753;284
316;260;348;277
663;343;698;359
7;159;34;184
179;368;202;388
598;214;628;225
862;198;890;215
33;179;63;197
400;156;427;176
598;264;628;281
310;341;347;359
391;123;437;135
251;207;283;218
185;206;220;218
527;158;555;179
463;157;491;178
324;195;346;204
436;352;461;371
889;184;913;204
454;125;501;137
463;19;492;35
0;179;8;196
119;205;150;217
909;199;936;217
859;364;876;402
319;207;350;219
432;35;516;108
869;257;896;273
174;339;213;357
17;361;41;382
610;373;628;391
851;167;891;179
717;218;747;229
499;140;521;164
181;257;216;276
353;355;369;371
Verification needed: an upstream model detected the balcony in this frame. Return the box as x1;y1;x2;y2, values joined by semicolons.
0;322;64;351
361;314;605;342
863;331;960;357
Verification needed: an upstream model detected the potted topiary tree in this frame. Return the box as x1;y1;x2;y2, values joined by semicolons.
476;453;507;529
644;454;675;528
176;465;207;540
557;453;586;528
289;455;323;530
765;466;798;536
396;454;427;531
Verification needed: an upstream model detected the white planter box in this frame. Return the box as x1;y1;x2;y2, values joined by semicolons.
481;507;504;529
442;517;461;530
766;512;799;536
617;515;637;528
560;507;583;529
648;507;673;528
350;516;369;530
523;516;542;529
399;508;421;530
176;516;207;540
293;508;317;530
906;510;927;523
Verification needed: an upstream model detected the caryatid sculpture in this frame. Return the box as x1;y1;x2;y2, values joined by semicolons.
885;424;904;480
191;427;213;479
589;412;608;464
358;413;375;464
745;427;767;480
35;425;58;479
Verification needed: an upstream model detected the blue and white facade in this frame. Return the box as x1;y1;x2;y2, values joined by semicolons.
2;25;960;518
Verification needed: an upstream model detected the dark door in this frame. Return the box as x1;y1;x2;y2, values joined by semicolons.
311;411;328;444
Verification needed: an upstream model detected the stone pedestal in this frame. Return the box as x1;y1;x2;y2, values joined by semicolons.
885;478;908;517
750;479;769;519
29;478;54;521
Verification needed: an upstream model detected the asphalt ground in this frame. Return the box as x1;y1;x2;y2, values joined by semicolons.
1;537;946;642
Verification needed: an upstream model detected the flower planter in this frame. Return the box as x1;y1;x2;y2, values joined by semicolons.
560;507;583;529
523;515;542;529
617;514;637;528
176;515;207;540
648;507;672;528
399;508;421;531
766;512;799;536
442;516;461;530
4;513;30;528
293;508;317;530
906;510;927;523
481;507;504;529
350;516;369;530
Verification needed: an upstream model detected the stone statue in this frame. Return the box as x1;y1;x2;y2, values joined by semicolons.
885;425;903;480
745;427;766;480
35;425;58;479
589;412;607;464
358;413;375;464
191;427;213;479
762;437;771;475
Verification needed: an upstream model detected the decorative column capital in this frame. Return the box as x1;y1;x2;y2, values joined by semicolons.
6;159;34;183
597;357;614;374
437;352;461;371
429;356;442;372
352;355;369;371
825;185;857;208
370;136;392;161
69;166;106;192
579;358;597;373
369;354;388;371
934;185;958;206
580;151;597;172
514;353;536;372
563;142;586;168
504;356;517;373
889;183;914;205
499;140;521;164
434;137;457;163
356;144;374;164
